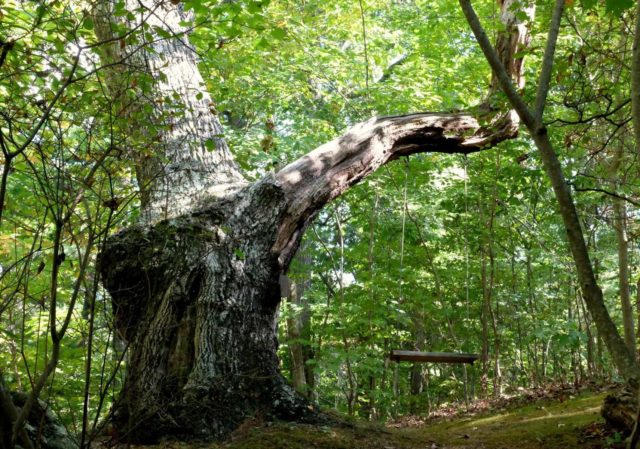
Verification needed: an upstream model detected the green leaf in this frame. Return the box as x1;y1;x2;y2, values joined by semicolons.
270;27;286;40
234;248;246;260
82;17;94;30
204;138;216;151
605;0;633;15
155;26;172;39
254;37;270;49
113;0;127;16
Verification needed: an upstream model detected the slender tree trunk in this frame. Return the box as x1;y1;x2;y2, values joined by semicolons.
480;247;490;397
284;245;314;397
611;145;636;358
478;169;491;397
461;0;639;385
583;308;597;377
622;5;640;446
590;214;604;377
568;290;580;386
614;196;636;358
576;285;595;378
636;278;640;347
479;168;500;397
409;323;426;414
287;283;308;394
334;209;357;417
488;160;501;398
525;248;541;386
631;0;640;154
366;193;379;418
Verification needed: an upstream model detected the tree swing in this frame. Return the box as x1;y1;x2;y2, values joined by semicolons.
389;350;478;364
389;156;479;367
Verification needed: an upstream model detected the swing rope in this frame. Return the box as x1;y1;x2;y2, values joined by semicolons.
462;154;472;408
464;154;470;320
393;158;410;399
388;157;479;410
399;158;409;305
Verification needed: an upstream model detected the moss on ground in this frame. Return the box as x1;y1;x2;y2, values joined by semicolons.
400;392;607;449
149;391;609;449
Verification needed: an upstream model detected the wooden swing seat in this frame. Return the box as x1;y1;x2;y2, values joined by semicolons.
389;350;479;364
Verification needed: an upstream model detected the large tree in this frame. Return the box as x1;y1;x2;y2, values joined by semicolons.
88;0;636;443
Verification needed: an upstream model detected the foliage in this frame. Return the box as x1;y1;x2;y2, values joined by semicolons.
0;0;638;443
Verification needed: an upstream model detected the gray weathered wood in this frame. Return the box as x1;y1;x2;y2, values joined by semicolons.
389;350;479;364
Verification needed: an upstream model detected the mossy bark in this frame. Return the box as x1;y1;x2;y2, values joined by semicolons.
100;179;315;442
602;387;638;434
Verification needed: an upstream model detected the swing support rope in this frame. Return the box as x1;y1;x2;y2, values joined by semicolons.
390;155;479;369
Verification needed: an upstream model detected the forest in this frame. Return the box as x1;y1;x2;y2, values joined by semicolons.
2;0;640;448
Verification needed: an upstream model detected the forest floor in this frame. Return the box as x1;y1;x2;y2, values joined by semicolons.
206;387;621;449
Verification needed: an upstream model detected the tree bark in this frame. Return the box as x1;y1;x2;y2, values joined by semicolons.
610;145;636;358
92;0;245;223
614;193;636;358
286;282;308;395
100;179;316;442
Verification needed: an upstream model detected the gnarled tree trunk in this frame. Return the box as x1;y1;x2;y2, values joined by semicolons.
100;178;311;441
99;109;519;441
96;0;527;442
